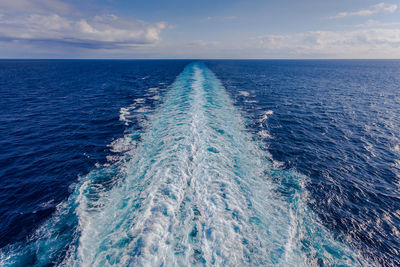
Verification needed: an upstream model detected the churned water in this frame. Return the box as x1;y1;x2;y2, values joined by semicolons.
0;60;399;266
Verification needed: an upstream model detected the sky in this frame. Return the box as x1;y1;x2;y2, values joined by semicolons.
0;0;399;58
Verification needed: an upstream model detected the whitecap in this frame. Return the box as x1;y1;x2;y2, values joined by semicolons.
259;129;273;139
135;98;146;104
238;90;250;97
259;110;274;123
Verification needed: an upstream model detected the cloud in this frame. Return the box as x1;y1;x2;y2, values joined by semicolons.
184;40;221;47
202;15;238;22
0;0;73;15
82;28;400;59
331;2;397;19
248;28;400;58
0;2;166;50
355;19;400;28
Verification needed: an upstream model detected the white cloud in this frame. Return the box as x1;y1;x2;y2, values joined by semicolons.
0;0;73;15
0;2;166;50
249;28;400;58
331;2;397;19
184;40;221;47
97;28;400;59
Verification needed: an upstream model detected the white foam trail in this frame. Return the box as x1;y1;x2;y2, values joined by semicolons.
70;63;368;266
0;63;369;267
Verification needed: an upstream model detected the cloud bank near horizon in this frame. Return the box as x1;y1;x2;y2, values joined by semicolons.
248;28;400;59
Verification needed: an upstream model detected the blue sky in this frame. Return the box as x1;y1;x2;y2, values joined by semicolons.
0;0;399;58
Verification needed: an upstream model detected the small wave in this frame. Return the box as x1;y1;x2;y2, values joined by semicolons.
393;144;400;152
148;87;159;93
134;98;146;104
238;90;250;97
149;95;160;100
134;107;150;113
259;110;274;123
259;129;273;139
119;107;132;125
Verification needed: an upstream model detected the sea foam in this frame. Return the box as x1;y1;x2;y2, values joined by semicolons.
0;63;368;267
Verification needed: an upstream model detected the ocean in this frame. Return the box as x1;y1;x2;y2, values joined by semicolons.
0;60;399;266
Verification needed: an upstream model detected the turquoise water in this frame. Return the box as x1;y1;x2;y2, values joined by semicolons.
1;63;369;266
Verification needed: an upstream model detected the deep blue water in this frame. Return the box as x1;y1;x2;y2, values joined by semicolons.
0;60;399;266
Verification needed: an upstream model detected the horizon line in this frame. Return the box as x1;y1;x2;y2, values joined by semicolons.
1;58;400;61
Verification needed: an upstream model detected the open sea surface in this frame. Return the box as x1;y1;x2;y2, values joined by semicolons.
0;60;399;266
